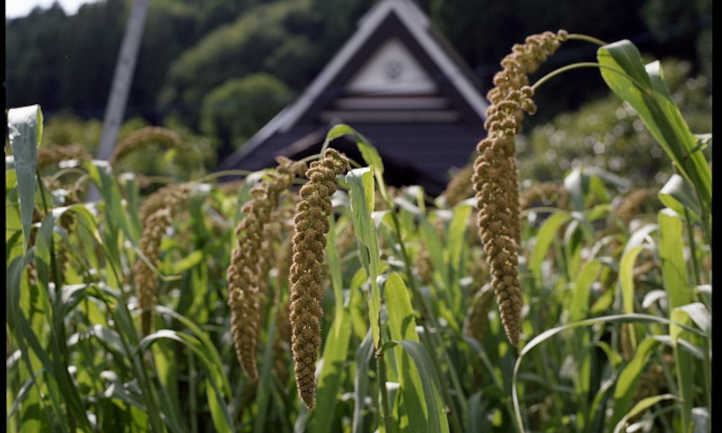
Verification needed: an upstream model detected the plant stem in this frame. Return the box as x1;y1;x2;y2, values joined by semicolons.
683;208;701;287
376;353;396;433
386;207;466;432
189;352;198;433
531;62;651;94
566;33;608;46
193;169;254;183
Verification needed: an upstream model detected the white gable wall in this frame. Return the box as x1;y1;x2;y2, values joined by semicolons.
347;38;437;94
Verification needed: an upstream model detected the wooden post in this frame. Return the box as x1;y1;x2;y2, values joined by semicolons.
96;0;150;161
89;0;150;200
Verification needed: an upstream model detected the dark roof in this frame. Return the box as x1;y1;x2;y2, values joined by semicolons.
219;0;488;196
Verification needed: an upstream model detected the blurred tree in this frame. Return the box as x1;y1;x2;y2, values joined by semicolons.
6;0;710;162
642;0;712;85
57;0;125;117
42;112;103;153
158;0;366;126
6;3;70;113
200;74;293;158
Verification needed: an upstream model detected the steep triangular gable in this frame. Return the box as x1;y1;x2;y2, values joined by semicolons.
347;38;437;94
221;0;488;169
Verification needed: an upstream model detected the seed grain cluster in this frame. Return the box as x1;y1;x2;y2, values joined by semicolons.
520;182;569;210
37;145;90;171
289;148;350;409
463;283;495;343
134;184;191;335
226;157;306;381
441;162;475;207
472;30;567;346
110;127;181;165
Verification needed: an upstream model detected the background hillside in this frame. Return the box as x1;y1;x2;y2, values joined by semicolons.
6;0;712;180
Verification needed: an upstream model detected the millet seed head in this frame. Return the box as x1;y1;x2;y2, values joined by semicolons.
226;157;306;381
472;30;567;347
289;149;350;410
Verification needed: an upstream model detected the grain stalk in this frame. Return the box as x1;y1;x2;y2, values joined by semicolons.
288;148;350;409
227;157;307;381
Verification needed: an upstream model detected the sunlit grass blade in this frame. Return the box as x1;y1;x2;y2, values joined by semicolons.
512;313;704;433
346;167;382;347
529;211;570;282
353;330;374;433
393;340;450;433
7;104;42;250
613;394;679;433
597;41;710;210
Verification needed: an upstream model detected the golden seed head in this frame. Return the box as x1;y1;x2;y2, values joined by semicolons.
110;127;181;165
37;145;90;171
226;158;306;381
463;283;495;343
134;208;173;336
441;163;475;207
615;188;657;223
139;183;192;223
472;30;567;346
520;182;569;210
289;149;349;410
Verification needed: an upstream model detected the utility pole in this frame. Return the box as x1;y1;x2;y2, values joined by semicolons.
90;0;150;199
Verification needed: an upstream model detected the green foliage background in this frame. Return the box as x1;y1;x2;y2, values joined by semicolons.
6;0;712;162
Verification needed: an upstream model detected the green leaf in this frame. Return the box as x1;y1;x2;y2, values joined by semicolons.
7;105;43;250
346;167;382;347
323;123;387;199
658;209;692;311
153;306;231;397
394;339;450;433
658;174;701;223
138;330;232;432
420;219;446;284
447;204;472;274
160;250;203;274
569;259;602;321
512;313;703;433
385;274;430;432
619;246;644;315
623;224;657;255
613;336;658;399
672;303;710;335
529;211;570;281
597;41;710;209
352;331;374;433
613;394;679;433
563;168;586;212
97;161;138;244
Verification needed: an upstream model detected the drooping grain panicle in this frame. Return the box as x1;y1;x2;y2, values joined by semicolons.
134;208;173;336
109;126;181;165
441;162;475;207
416;246;433;285
472;30;568;347
289;148;350;410
463;283;495;343
36;144;91;171
614;188;657;224
139;183;193;223
520;182;569;210
134;183;191;335
226;157;307;381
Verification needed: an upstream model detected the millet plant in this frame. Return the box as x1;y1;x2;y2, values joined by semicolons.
6;31;711;433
